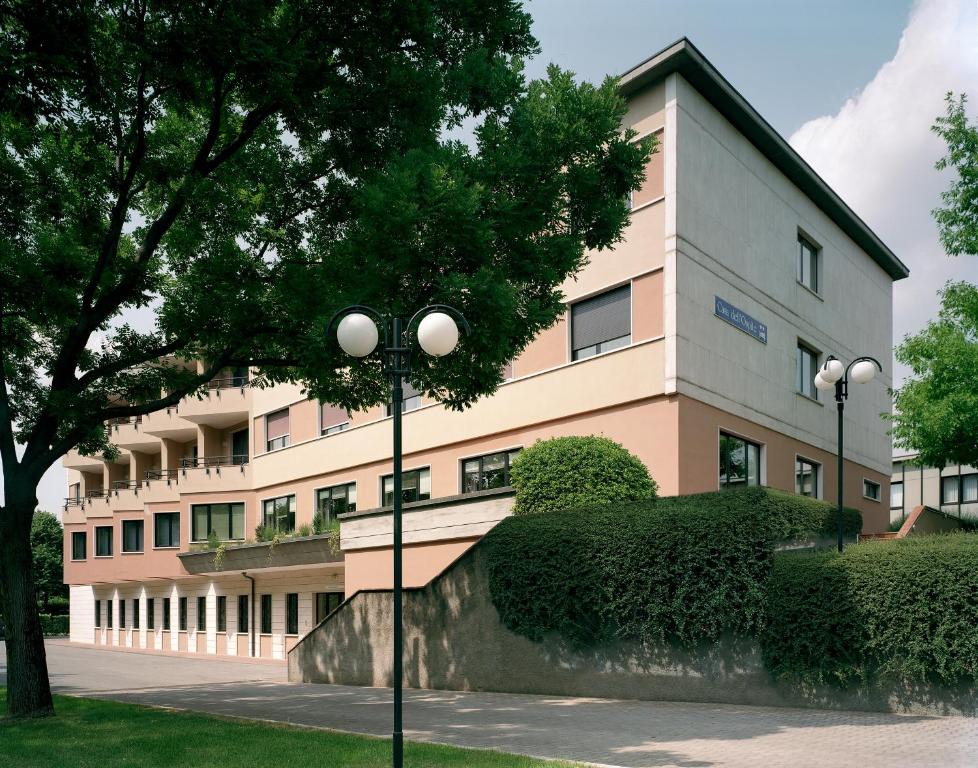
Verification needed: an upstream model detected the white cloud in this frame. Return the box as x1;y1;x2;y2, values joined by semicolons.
789;0;978;385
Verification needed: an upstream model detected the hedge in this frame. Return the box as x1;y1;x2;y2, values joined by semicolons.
484;486;861;650
761;534;978;686
39;614;69;636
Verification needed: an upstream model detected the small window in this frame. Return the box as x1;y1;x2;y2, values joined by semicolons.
286;593;299;635
178;597;188;631
122;519;144;553
119;599;126;629
941;475;960;505
147;598;155;630
797;342;820;400
315;592;344;624
107;599;113;629
71;531;87;560
382;468;431;507
315;483;356;524
462;450;521;493
890;481;904;510
260;594;272;634
217;596;227;633
133;599;140;630
197;596;206;632
95;600;101;628
386;380;423;416
719;433;761;489
320;402;350;436
571;285;631;361
262;495;296;534
154;512;180;548
68;482;81;502
798;234;820;293
863;479;881;501
163;597;171;630
795;458;820;498
95;526;113;557
237;595;249;633
265;408;290;451
963;474;978;503
191;503;245;542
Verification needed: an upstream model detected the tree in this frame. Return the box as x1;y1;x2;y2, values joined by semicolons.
510;436;657;515
30;512;66;611
0;2;651;716
932;94;978;257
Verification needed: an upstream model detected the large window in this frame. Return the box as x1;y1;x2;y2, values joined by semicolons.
71;531;87;561
191;503;245;542
386;380;423;416
320;402;350;435
462;450;521;493
315;483;356;524
262;495;296;533
286;593;299;635
315;592;344;624
95;526;113;557
122;519;144;553
178;596;188;631
197;596;206;632
719;433;761;489
798;234;820;293
571;284;631;360
163;597;171;631
382;468;431;507
863;479;881;501
797;342;820;400
941;474;978;505
147;598;155;630
265;408;290;451
237;595;249;633
217;596;227;633
154;512;180;548
795;457;820;498
260;594;272;634
891;481;903;510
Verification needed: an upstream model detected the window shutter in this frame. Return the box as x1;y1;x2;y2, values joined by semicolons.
320;402;349;430
572;285;631;351
265;408;289;440
402;380;421;400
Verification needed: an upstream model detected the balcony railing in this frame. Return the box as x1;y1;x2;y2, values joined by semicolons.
144;468;180;481
111;480;143;491
205;376;251;391
180;454;249;469
108;415;143;426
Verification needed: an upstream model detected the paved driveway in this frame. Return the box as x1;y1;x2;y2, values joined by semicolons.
3;640;978;768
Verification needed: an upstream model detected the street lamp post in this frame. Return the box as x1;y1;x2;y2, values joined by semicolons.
813;354;883;552
329;304;469;768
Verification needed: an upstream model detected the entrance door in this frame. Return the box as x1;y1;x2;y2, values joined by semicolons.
232;429;249;465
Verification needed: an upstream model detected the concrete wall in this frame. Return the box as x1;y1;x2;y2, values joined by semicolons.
289;545;976;716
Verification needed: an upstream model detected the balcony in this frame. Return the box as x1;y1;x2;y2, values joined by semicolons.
178;455;252;494
62;449;106;473
178;533;342;576
140;406;198;443
178;377;252;428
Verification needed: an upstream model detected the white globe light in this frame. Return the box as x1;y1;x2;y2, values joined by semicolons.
851;360;878;384
417;312;460;357
336;313;379;358
822;358;844;384
814;371;835;392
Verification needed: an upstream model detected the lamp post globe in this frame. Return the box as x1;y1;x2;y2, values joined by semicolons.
336;313;379;357
823;358;844;383
813;371;835;392
850;359;877;384
417;311;460;357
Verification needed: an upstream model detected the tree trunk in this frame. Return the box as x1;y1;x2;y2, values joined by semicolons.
0;493;55;718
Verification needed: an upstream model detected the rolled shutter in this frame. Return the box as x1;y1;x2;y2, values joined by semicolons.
266;408;289;439
572;285;631;351
320;402;349;430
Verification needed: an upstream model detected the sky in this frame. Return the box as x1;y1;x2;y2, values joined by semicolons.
29;0;978;513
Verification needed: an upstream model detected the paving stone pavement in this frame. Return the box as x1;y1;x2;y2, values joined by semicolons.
4;640;978;768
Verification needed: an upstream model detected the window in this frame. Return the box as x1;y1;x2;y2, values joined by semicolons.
320;402;350;435
462;450;521;493
154;512;180;548
262;495;296;534
719;433;761;489
941;474;978;505
382;468;431;507
197;596;206;632
571;285;631;360
71;531;87;560
191;503;245;542
122;519;144;553
148;598;155;630
942;476;959;504
315;593;344;624
315;483;356;524
95;526;113;557
107;599;113;629
795;458;820;498
798;234;819;293
386;380;423;416
891;481;904;510
69;482;81;502
964;474;978;503
797;342;820;400
260;594;272;634
178;597;188;631
95;600;101;628
133;599;140;630
237;595;249;633
265;408;290;451
286;593;298;635
863;479;881;501
163;597;171;630
217;596;227;633
119;599;126;629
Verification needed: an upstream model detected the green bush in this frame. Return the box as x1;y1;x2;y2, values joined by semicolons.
484;486;860;649
509;436;657;515
39;614;69;636
761;534;978;686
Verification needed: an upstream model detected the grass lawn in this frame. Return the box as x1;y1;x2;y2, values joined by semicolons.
0;689;582;768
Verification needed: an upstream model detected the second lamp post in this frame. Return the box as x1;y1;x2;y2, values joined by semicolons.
330;304;469;768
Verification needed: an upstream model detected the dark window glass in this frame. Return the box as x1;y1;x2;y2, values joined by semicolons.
262;495;296;534
797;343;820;400
382;469;430;507
154;512;180;548
260;594;272;634
197;596;206;632
462;450;521;493
95;526;113;556
238;595;249;633
119;599;126;629
190;503;245;542
147;598;155;630
315;484;356;524
71;531;87;560
163;597;171;630
286;593;298;635
315;593;344;624
571;285;631;360
798;235;819;293
122;519;144;552
217;596;227;633
133;599;140;629
863;479;881;501
795;458;820;498
107;599;113;629
179;597;188;631
95;600;101;628
719;433;761;489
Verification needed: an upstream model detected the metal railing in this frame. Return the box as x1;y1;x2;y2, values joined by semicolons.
111;480;142;491
108;415;143;426
205;376;251;391
180;454;249;469
144;468;180;481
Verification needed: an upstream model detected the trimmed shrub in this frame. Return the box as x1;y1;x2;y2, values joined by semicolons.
762;534;978;686
510;436;657;515
484;486;861;649
39;614;69;636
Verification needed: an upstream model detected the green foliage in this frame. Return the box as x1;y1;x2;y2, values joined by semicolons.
45;595;69;616
30;511;67;608
254;525;274;543
761;535;978;686
206;530;221;550
933;93;978;257
510;436;657;515
484;487;860;649
38;614;69;637
312;510;327;535
296;523;312;538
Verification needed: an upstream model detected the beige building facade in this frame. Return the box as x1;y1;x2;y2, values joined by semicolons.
62;39;907;660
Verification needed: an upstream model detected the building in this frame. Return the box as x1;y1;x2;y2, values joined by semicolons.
891;453;978;526
62;39;907;660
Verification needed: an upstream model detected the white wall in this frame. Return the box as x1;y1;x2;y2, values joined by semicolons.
68;585;95;643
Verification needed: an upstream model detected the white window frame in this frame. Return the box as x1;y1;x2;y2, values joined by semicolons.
717;427;766;490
